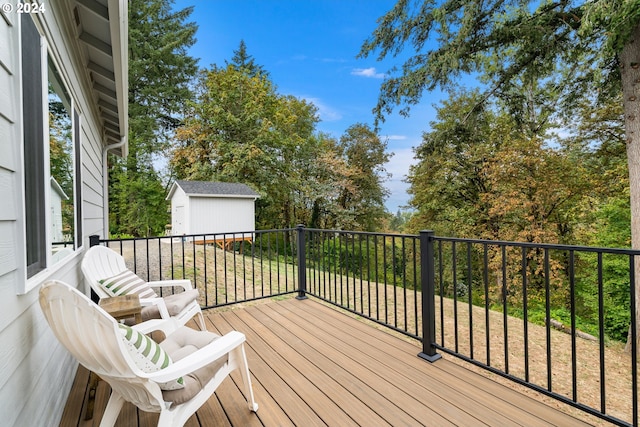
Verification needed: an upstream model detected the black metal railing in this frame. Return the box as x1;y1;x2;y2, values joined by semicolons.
301;228;423;336
92;229;299;308
91;227;639;426
428;235;639;427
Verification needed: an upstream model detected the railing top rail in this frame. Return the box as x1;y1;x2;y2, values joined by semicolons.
303;227;419;239
432;235;640;256
96;227;640;256
95;228;300;244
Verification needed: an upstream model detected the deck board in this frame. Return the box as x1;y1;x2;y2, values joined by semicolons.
59;297;595;427
271;299;507;425
234;307;395;425
252;302;448;425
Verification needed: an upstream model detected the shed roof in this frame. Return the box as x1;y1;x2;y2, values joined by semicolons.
168;180;260;200
50;177;69;200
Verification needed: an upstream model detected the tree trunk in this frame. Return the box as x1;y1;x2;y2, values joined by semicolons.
620;21;640;353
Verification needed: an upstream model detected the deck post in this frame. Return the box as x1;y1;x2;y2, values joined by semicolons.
418;230;442;362
296;224;308;300
88;235;101;303
89;234;100;247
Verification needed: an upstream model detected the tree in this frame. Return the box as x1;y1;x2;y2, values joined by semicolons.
110;0;198;236
337;124;391;231
171;66;321;228
389;209;413;232
226;40;269;78
360;0;640;349
286;132;354;229
482;136;590;245
49;110;74;239
405;90;512;238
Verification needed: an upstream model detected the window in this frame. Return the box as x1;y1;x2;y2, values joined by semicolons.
22;13;46;277
22;14;80;280
48;57;76;261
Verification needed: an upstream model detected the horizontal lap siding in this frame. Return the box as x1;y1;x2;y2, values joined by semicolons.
0;5;48;427
81;121;105;241
190;197;256;235
0;115;17;171
0;2;109;426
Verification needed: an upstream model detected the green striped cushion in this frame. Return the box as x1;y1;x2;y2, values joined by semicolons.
99;269;158;299
118;324;184;390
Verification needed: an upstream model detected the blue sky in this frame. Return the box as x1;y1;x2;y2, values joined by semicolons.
170;0;447;212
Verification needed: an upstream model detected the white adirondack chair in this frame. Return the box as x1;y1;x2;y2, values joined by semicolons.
39;280;258;427
81;245;206;330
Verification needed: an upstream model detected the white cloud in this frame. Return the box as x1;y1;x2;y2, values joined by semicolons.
384;135;407;141
351;67;386;79
384;147;414;179
319;57;348;63
382;147;416;211
303;97;343;122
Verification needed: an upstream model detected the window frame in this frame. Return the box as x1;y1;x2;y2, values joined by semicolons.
18;14;83;293
21;13;47;280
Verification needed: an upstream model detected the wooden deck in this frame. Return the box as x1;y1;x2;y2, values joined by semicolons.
59;297;596;426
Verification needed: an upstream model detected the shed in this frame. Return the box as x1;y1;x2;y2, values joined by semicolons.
50;177;69;243
167;180;260;240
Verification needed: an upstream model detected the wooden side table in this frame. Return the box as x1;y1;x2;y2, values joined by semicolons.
85;295;143;420
99;294;143;324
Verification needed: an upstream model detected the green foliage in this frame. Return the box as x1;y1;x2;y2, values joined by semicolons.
575;196;632;341
172;65;320;228
49;107;74;239
405;89;590;247
360;0;639;344
389;210;413;232
336;124;392;231
308;234;419;290
359;0;632;125
253;232;296;259
226;40;269;78
172;58;392;231
580;0;640;53
405;90;498;237
128;0;198;152
110;161;169;236
110;0;198;237
108;233;136;240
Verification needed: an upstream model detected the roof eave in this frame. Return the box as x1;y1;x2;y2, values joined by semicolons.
187;193;260;200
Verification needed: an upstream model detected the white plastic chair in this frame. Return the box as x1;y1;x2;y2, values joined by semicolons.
82;245;206;330
39;280;258;427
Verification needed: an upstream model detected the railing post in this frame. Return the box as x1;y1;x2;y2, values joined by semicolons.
88;235;101;303
418;230;441;362
296;224;308;300
89;234;100;247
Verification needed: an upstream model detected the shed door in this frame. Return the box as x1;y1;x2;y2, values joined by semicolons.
175;205;185;235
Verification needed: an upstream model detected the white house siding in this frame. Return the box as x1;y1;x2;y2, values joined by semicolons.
0;2;113;426
190;196;256;236
82;120;107;239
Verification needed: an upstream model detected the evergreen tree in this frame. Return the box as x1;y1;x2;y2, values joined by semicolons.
110;0;198;236
225;40;269;78
360;0;640;350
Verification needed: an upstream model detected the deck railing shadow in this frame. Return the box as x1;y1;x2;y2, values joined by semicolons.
92;227;639;427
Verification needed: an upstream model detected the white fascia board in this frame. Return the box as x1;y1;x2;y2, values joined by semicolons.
107;0;128;157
